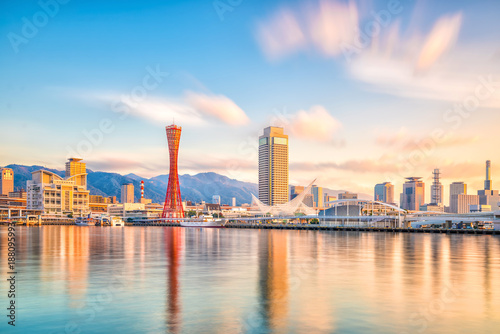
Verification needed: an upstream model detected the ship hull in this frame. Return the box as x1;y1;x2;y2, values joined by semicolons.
180;221;224;228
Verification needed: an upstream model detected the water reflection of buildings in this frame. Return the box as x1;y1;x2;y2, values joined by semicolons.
258;230;289;331
166;227;183;333
40;226;90;309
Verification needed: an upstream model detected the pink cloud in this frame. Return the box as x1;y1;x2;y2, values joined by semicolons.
289;105;342;142
185;92;249;126
307;0;359;57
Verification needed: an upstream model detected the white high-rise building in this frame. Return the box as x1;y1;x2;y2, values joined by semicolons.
258;127;289;206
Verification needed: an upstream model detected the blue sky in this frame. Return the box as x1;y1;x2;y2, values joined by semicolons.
1;0;500;204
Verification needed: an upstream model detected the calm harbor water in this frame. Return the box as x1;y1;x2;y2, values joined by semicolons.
1;226;500;333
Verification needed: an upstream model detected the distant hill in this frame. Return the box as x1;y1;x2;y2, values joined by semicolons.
3;164;372;205
4;164;258;205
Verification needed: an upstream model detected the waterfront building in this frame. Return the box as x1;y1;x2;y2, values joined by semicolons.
420;203;445;212
339;192;358;200
121;183;134;204
312;185;323;208
108;203;146;217
252;180;316;216
400;177;425;211
324;195;337;208
450;194;480;214
9;189;26;199
259;126;289;206
470;204;492;213
89;195;117;213
431;169;444;205
27;159;89;215
374;182;394;204
0;168;14;196
212;195;221;205
204;203;221;215
478;160;500;211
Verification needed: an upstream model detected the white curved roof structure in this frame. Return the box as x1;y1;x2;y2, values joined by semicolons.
324;199;406;213
252;179;317;216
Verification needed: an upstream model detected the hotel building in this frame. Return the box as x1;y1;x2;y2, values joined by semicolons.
259;126;289;206
27;159;89;215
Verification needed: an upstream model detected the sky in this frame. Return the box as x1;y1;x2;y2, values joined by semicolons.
1;0;499;205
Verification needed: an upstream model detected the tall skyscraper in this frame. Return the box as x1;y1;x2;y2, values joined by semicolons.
431;169;444;205
231;197;236;207
259;126;289;206
312;185;323;208
485;160;492;190
162;124;184;219
478;160;500;211
65;158;87;187
0;168;14;196
374;182;394;204
121;183;134;203
400;177;425;211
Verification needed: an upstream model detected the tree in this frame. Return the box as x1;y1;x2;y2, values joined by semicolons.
186;210;197;218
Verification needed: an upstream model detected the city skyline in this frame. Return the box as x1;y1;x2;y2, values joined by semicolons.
1;0;499;203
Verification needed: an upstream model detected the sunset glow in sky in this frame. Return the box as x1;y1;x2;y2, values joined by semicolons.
1;0;499;204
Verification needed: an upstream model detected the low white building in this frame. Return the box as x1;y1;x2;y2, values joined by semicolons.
108;203;145;217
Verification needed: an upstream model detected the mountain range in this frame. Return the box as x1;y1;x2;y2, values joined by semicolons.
2;164;372;205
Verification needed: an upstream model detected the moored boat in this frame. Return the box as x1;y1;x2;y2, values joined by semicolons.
180;215;224;228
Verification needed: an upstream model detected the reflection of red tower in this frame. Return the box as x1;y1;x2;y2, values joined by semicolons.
162;124;184;219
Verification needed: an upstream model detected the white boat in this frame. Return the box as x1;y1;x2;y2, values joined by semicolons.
180;215;225;228
110;217;124;227
75;217;91;226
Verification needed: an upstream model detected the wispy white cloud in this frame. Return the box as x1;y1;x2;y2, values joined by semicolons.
255;0;358;60
97;91;249;127
416;13;463;71
256;8;306;60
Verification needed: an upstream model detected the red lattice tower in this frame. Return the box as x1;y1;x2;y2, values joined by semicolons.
162;124;184;220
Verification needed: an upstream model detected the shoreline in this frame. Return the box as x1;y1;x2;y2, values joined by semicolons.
1;221;499;235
